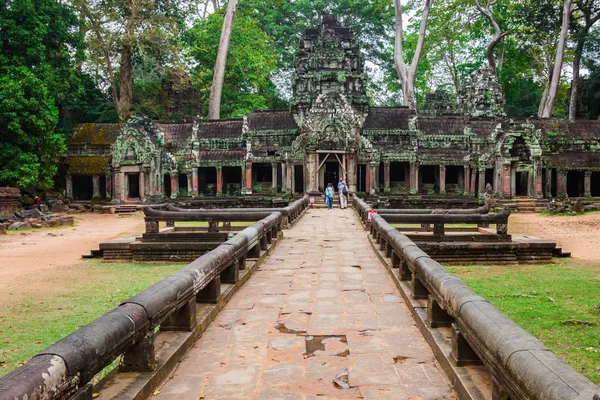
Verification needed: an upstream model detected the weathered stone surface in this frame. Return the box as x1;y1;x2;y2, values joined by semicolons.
155;209;454;399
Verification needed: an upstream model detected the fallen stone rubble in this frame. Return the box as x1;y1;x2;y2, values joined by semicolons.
0;208;74;233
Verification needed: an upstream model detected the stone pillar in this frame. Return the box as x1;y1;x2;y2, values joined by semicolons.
281;163;286;192
271;162;278;191
216;166;223;195
545;169;553;198
139;171;145;200
494;161;503;196
439;165;446;195
347;155;357;193
245;160;253;194
306;152;318;193
170;174;177;199
584;170;592;197
66;174;73;199
192;168;198;196
384;162;391;192
556;169;567;197
470;168;477;197
365;164;372;193
409;162;418;195
92;175;100;198
185;173;192;196
369;162;378;193
464;166;471;195
120;170;126;201
502;163;511;198
478;168;486;197
286;161;292;193
534;160;543;198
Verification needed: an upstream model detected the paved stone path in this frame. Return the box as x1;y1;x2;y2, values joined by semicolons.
155;208;455;400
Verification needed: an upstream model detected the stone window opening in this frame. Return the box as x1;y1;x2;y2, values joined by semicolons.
567;170;585;197
163;174;172;198
73;175;93;200
198;167;217;195
178;174;188;196
222;166;242;195
390;162;407;183
294;165;304;194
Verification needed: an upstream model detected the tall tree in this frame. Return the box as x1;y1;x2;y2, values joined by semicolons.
208;0;238;119
568;0;600;120
74;0;190;120
394;0;435;110
539;0;573;118
0;0;83;190
474;0;509;73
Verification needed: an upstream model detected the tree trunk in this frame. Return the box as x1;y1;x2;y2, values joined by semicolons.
394;0;434;110
569;39;584;120
539;0;573;118
208;0;238;120
116;43;133;120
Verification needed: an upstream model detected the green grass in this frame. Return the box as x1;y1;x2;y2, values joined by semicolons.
0;260;185;378
447;260;600;384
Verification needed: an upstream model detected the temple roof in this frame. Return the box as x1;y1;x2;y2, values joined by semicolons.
160;123;193;145
70;123;121;146
247;111;298;131
198;119;243;139
363;107;415;130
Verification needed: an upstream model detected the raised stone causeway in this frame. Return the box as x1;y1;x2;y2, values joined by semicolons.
152;207;455;399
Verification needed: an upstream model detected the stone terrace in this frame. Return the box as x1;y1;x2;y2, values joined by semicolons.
154;208;455;399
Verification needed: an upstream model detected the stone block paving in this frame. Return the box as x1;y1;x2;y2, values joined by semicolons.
155;208;456;400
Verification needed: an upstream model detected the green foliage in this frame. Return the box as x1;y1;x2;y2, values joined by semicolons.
0;0;83;190
186;11;284;118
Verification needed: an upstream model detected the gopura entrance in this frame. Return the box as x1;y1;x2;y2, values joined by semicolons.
318;151;349;191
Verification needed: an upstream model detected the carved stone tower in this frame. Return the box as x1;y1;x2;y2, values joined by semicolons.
291;15;370;193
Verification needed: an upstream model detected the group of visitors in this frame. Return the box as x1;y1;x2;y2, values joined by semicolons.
324;178;349;210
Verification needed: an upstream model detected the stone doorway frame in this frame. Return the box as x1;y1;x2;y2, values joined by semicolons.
317;150;347;192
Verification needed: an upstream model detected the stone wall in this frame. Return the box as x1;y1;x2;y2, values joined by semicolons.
0;187;21;217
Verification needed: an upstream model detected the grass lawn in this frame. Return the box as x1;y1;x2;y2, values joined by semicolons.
0;260;185;378
447;259;600;384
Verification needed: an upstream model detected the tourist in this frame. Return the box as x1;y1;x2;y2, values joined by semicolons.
339;180;349;209
33;196;42;211
337;178;343;207
324;183;334;209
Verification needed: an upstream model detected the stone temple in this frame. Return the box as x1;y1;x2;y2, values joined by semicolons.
63;15;600;203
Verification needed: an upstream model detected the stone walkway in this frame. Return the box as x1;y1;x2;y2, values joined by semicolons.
155;208;455;400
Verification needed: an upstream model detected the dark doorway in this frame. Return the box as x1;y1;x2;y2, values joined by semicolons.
515;171;528;196
420;165;437;194
567;170;585;197
198;167;217;195
379;162;385;192
592;172;600;197
324;162;339;189
551;168;557;197
357;164;367;192
294;165;304;193
73;175;93;200
127;174;140;199
178;174;188;196
99;175;107;199
164;174;172;197
223;166;242;195
485;168;494;191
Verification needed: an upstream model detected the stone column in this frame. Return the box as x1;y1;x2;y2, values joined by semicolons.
120;170;126;201
286;161;292;193
139;171;145;200
370;162;378;193
186;173;192;196
281;163;287;192
245;160;253;194
365;164;372;193
92;175;100;198
409;162;418;195
545;168;553;198
464;166;471;195
584;170;592;197
494;161;503;196
384;162;391;192
478;168;486;197
534;160;543;198
502;162;511;198
192;168;198;196
556;169;567;197
470;168;477;197
66;174;73;199
170;173;177;199
439;165;446;195
216;166;223;195
306;152;318;193
347;155;357;193
271;162;278;191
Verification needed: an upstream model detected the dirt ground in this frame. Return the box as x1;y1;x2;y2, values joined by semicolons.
509;212;600;262
0;213;145;289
